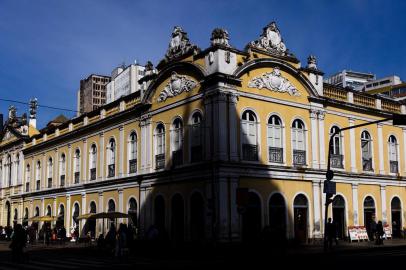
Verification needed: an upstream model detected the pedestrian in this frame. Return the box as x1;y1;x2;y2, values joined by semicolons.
376;220;385;245
369;217;377;241
326;218;337;250
9;224;26;263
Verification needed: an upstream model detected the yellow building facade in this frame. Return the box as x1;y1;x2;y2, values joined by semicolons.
1;22;406;243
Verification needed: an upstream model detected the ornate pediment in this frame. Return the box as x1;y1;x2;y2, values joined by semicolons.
248;67;300;96
249;22;287;56
164;26;199;62
157;72;197;102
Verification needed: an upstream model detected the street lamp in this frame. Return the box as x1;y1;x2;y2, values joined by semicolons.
323;113;406;251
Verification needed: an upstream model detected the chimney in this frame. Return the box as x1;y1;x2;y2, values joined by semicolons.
29;98;38;128
0;113;3;131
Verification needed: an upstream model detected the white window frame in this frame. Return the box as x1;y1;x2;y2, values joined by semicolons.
360;130;374;173
291;118;308;166
240;109;260;162
267;114;285;165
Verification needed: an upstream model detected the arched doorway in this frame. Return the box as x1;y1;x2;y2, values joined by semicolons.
363;196;376;240
190;192;205;242
154;195;165;233
5;201;11;227
294;194;308;243
57;204;65;229
391;197;402;238
269;193;287;237
72;203;80;230
171;194;184;243
88;201;97;238
242;192;262;243
128;198;138;229
23;208;29;227
332;195;346;239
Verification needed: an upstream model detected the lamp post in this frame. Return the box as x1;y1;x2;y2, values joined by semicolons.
323;113;406;251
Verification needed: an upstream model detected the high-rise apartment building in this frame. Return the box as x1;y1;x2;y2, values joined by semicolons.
77;74;111;115
324;70;375;91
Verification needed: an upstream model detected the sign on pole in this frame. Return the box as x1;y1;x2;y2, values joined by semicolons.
323;180;336;195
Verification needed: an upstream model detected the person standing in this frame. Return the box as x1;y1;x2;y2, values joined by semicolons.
376;221;385;245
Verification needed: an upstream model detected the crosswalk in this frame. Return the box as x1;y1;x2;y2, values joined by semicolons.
0;255;149;270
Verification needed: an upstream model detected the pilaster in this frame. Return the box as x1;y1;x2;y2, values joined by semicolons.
309;109;319;168
352;184;359;225
318;111;326;169
349;118;357;173
377;123;385;174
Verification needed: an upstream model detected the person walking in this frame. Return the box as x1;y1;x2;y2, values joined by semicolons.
376;220;385;245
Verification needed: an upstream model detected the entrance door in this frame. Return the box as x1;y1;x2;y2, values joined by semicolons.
391;197;402;238
269;193;286;237
190;192;205;242
293;194;308;243
332;195;346;239
363;196;376;240
171;194;185;243
242;192;262;243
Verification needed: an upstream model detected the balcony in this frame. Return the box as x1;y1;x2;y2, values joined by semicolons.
242;144;258;161
191;145;203;163
36;180;40;191
293;150;306;166
330;154;344;169
269;147;283;163
129;159;137;174
362;158;373;172
90;168;97;180
172;150;183;167
155;154;165;170
74;172;80;184
60;175;65;187
108;164;115;178
390;160;399;174
47;178;52;188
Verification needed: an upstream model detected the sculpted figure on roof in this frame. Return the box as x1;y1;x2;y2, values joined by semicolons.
164;26;199;61
250;21;287;55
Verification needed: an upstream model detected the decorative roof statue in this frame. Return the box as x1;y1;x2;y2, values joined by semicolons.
8;105;17;121
249;21;287;55
29;98;38;119
307;55;317;69
164;26;199;61
210;28;231;47
145;61;154;71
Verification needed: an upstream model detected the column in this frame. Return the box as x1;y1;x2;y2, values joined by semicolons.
228;93;239;161
29;200;33;226
215;92;228;160
318;111;326;169
352;184;359;225
309;109;319;169
139;187;147;236
380;185;387;224
119;125;125;177
98;192;104;235
53;197;57;227
349;118;357;173
217;177;229;241
230;177;240;240
118;189;124;223
140;117;152;174
83;139;88;182
68;144;72;186
312;180;322;238
377;123;385;174
99;133;104;180
204;94;213;160
66;195;71;237
42;154;46;189
55;149;59;188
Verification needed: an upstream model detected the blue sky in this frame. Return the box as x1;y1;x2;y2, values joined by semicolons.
1;0;405;128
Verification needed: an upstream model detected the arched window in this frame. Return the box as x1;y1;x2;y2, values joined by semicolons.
361;131;373;171
269;193;286;234
172;118;183;167
108;199;116;212
128;198;138;227
391;197;402;238
330;126;343;168
74;149;81;184
7;154;12;186
35;206;40;217
267;115;283;163
292;119;306;166
72;203;80;227
242;110;258;161
191;112;203;163
46;205;52;217
25;165;30;192
16;154;20;184
388;135;398;173
155;124;165;170
47;157;53;188
23;208;29;226
14;209;18;223
60;154;66;187
90;144;97;180
36;161;41;191
90;201;97;213
107;139;116;178
128;132;137;174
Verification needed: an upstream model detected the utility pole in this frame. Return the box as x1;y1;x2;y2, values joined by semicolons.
323;114;406;251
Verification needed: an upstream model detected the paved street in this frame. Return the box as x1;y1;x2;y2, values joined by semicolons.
1;240;406;269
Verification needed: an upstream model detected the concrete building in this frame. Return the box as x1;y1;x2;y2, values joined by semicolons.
325;70;375;91
106;64;146;104
77;74;111;115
